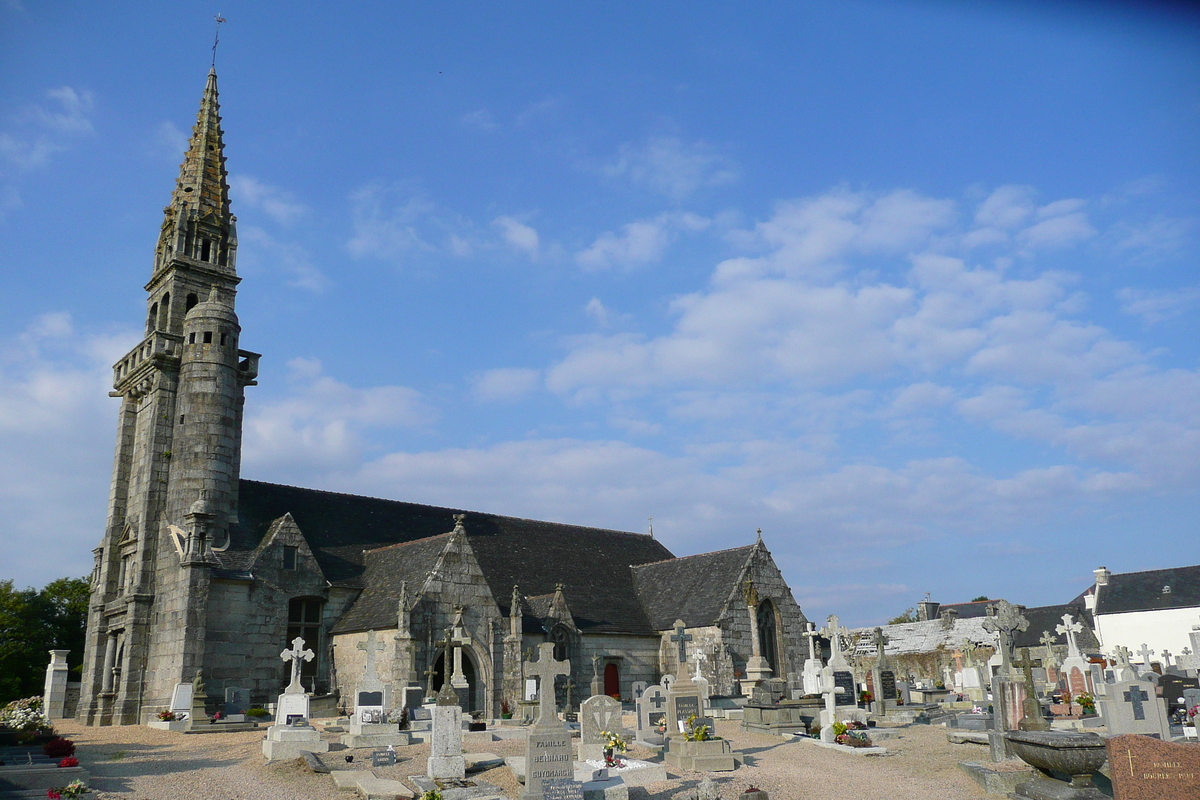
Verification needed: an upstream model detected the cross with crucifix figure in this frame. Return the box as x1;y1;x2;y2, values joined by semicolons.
820;614;851;668
1055;613;1084;659
670;619;692;676
1122;683;1150;721
981;600;1028;677
423;663;436;701
564;677;575;712
524;641;570;727
280;636;314;693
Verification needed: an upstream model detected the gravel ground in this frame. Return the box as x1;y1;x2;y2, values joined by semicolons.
55;715;992;800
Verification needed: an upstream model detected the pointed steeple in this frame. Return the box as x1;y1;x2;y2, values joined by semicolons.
154;68;236;276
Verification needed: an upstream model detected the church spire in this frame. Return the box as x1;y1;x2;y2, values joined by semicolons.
154;68;236;276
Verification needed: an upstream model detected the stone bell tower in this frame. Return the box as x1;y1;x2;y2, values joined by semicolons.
79;68;259;725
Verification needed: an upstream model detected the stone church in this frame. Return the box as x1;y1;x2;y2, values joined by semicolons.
78;69;810;726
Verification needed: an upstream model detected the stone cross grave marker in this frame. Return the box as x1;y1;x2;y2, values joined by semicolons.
630;680;648;699
670;619;692;677
1136;643;1155;674
802;622;824;695
820;615;851;669
579;694;623;761
1112;645;1138;681
1108;678;1171;738
356;629;387;720
1013;648;1048;730
281;636;314;693
520;642;573;800
1055;614;1083;659
981;600;1028;677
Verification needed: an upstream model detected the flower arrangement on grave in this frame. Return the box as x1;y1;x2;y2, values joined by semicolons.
419;790;443;800
1076;694;1096;715
832;721;872;747
500;699;512;719
57;757;78;768
43;738;75;758
208;711;223;724
1;697;52;733
682;715;719;742
156;710;177;722
46;780;86;800
600;730;628;765
859;690;873;705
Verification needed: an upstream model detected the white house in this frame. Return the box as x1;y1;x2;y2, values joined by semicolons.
1076;564;1200;667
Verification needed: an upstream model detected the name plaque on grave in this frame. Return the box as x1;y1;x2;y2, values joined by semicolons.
523;728;572;798
169;683;193;717
542;779;586;800
674;695;701;722
370;749;396;767
358;690;383;707
1106;734;1200;799
833;671;855;706
880;670;897;701
648;711;665;729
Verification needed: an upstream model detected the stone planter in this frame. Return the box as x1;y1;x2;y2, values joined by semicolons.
663;737;742;772
1004;730;1107;793
147;719;189;732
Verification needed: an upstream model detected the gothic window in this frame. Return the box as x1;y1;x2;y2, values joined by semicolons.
757;599;779;676
159;293;171;329
147;303;158;334
551;624;571;662
286;597;323;691
186;293;199;311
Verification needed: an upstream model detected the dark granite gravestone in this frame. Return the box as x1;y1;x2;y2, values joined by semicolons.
880;670;897;702
370;749;396;767
1106;734;1200;800
224;686;249;716
358;690;384;707
833;671;855;706
674;695;701;722
1159;675;1199;716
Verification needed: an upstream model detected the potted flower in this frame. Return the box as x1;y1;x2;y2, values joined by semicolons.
46;779;87;799
500;699;512;720
156;710;177;722
859;690;873;707
1076;694;1096;716
600;730;627;766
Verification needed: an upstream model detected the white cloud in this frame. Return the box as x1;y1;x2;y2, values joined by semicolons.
575;212;709;271
492;216;540;258
347;182;475;261
229;175;308;226
154;120;188;160
0;86;95;171
602;136;739;200
237;226;329;292
1117;285;1200;324
472;367;541;402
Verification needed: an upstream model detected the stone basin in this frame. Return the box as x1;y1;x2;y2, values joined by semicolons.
1004;730;1107;788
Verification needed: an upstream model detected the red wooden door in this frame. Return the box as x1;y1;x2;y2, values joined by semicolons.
604;662;620;698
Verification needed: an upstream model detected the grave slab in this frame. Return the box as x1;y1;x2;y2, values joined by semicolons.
1106;734;1200;800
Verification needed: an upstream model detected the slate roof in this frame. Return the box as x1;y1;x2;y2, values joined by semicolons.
632;546;755;630
937;600;1000;620
1013;603;1100;651
1074;564;1200;616
329;533;451;634
233;479;677;636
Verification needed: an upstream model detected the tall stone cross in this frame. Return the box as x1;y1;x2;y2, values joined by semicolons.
280;636;314;693
357;629;386;686
670;620;692;675
435;628;458;704
872;627;890;667
1014;648;1049;730
1055;613;1084;659
524;642;569;726
1136;643;1155;670
1122;683;1149;721
1160;650;1173;667
821;615;850;668
803;622;820;661
981;600;1028;677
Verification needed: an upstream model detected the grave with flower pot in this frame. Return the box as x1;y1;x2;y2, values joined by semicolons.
662;621;743;772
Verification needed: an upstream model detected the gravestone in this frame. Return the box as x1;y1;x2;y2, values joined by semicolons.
371;749;397;767
635;684;667;747
428;630;466;780
520;642;573;800
278;636;314;723
1107;678;1171;739
168;682;193;720
1106;734;1200;799
344;629;410;748
801;622;824;695
665;620;706;735
661;673;675;693
1160;674;1199;717
224;686;249;721
833;670;855;706
630;680;648;699
578;694;623;761
541;779;586;800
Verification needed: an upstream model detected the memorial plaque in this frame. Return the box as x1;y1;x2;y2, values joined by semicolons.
674;695;700;721
358;690;383;707
370;749;396;767
542;779;585;800
880;670;897;701
1107;733;1200;800
169;683;193;717
833;671;855;706
648;711;665;728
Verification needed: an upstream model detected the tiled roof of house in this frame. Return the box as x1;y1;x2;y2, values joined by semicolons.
1074;564;1200;616
632;546;755;630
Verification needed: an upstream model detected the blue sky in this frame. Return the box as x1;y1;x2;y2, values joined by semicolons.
1;2;1197;626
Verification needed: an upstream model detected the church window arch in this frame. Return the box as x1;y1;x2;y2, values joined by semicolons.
551;624;571;662
199;238;211;262
186;293;199;311
286;597;324;692
757;598;781;677
159;293;171;329
147;303;158;334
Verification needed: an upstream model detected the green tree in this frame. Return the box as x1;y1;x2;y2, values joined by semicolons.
971;595;989;602
888;607;917;625
0;577;89;704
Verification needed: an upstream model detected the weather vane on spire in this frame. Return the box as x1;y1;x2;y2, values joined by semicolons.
211;13;227;69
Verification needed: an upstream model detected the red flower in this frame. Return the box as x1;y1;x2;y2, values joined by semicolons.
46;791;62;800
58;757;79;768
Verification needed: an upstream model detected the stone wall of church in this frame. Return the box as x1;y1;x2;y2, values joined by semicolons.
576;634;660;703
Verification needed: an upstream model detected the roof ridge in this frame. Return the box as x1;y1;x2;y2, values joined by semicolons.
1106;563;1200;578
241;477;651;538
634;543;755;570
363;531;453;554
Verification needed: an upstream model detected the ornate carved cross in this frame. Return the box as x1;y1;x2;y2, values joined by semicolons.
981;600;1028;677
1136;643;1155;669
820;614;850;667
280;636;314;692
1055;613;1084;659
524;641;570;726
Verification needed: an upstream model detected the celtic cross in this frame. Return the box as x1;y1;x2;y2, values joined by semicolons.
981;600;1028;677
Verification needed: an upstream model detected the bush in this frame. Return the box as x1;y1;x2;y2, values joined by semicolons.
1;697;51;732
246;707;269;718
43;738;75;758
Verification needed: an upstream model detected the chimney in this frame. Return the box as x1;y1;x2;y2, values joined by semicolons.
1094;567;1110;586
917;600;940;622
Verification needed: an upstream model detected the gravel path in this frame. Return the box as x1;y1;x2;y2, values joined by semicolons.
56;716;992;800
